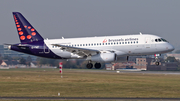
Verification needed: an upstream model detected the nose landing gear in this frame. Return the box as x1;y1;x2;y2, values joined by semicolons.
155;61;159;66
155;54;160;66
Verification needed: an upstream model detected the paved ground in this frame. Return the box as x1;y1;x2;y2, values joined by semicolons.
68;69;180;75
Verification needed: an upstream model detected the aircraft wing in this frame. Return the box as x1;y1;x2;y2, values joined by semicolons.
52;44;99;57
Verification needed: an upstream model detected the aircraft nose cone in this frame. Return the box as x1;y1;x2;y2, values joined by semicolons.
167;44;175;51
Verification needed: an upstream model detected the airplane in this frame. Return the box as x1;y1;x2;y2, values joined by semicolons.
8;12;174;69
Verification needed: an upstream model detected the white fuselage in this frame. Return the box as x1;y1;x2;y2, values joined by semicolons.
44;34;174;59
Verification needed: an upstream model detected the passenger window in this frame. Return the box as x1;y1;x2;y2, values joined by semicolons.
108;43;110;45
120;42;121;44
117;42;118;44
99;43;101;45
125;42;127;44
122;42;124;44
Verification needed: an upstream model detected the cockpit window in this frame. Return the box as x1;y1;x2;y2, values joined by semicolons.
158;39;162;42
161;38;168;42
155;38;168;43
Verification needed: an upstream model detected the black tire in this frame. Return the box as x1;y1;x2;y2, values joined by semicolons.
86;63;93;69
155;62;159;66
94;63;101;69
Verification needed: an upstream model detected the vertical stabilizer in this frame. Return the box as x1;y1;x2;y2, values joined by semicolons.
13;12;44;43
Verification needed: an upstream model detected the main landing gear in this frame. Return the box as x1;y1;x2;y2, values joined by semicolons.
86;62;93;69
86;61;101;69
94;63;101;69
155;54;160;66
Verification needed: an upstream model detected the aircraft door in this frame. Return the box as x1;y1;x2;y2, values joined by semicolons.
44;43;50;54
145;37;151;48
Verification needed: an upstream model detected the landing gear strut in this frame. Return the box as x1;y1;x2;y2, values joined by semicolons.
155;54;160;66
94;63;101;69
86;61;93;69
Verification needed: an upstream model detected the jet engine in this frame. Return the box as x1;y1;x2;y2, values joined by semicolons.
89;53;116;63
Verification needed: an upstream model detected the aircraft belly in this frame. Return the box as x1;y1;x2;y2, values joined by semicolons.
50;49;71;58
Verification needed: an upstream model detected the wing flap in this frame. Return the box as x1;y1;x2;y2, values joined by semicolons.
52;44;99;57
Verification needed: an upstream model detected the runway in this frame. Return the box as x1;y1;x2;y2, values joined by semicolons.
1;97;180;100
68;69;180;75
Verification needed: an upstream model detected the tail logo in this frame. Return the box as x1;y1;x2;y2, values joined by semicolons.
13;12;44;42
31;28;35;31
18;28;22;31
20;36;25;40
32;32;36;36
19;31;23;35
14;16;36;40
14;15;37;40
27;35;32;39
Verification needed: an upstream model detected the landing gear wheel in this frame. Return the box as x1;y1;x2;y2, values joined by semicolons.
155;62;159;66
86;63;93;69
154;54;160;66
94;63;101;69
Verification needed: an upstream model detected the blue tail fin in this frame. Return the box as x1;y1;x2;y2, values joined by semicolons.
13;12;44;43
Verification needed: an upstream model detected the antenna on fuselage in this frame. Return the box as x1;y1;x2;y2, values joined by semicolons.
139;32;142;35
62;37;64;39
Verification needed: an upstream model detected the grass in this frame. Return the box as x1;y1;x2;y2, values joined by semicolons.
0;68;180;98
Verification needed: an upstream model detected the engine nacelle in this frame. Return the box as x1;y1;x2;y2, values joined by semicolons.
89;53;116;63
